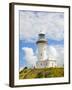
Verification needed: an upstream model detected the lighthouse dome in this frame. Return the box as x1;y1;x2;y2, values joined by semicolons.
40;30;45;34
36;30;47;44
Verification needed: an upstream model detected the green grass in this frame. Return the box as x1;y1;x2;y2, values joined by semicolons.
19;67;64;79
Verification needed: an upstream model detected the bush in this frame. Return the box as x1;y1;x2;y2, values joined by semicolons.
24;67;27;69
36;72;44;78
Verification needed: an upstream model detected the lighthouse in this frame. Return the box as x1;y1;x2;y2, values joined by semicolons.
36;31;47;61
36;31;48;68
36;31;57;68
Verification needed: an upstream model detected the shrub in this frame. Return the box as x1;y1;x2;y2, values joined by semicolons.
36;72;44;78
24;67;27;69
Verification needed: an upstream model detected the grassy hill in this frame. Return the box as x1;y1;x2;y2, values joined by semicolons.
19;67;64;79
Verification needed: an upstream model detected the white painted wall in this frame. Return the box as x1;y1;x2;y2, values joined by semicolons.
48;61;57;67
36;60;57;68
37;43;48;61
0;0;72;90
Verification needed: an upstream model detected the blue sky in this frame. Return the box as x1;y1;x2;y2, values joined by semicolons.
19;10;64;70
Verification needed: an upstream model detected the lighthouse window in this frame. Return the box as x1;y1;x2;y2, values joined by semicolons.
41;63;42;66
41;53;42;56
39;34;45;39
44;48;45;50
40;35;44;39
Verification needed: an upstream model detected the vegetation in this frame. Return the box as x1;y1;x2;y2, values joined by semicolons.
19;67;64;79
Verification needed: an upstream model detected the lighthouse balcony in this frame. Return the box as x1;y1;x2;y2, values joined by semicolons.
36;39;47;44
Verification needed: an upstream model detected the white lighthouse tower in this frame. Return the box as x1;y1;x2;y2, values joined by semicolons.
36;31;57;68
36;31;48;68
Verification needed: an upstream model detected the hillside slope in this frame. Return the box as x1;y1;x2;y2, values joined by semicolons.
19;67;64;79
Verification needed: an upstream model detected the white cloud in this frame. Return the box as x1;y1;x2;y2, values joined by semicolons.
54;45;64;66
22;47;38;68
19;66;24;71
48;46;58;60
20;11;64;42
48;45;64;66
22;45;64;68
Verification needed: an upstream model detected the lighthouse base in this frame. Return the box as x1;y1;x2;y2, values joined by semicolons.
36;60;57;68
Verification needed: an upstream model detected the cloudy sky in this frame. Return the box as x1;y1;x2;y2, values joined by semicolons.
19;10;64;70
